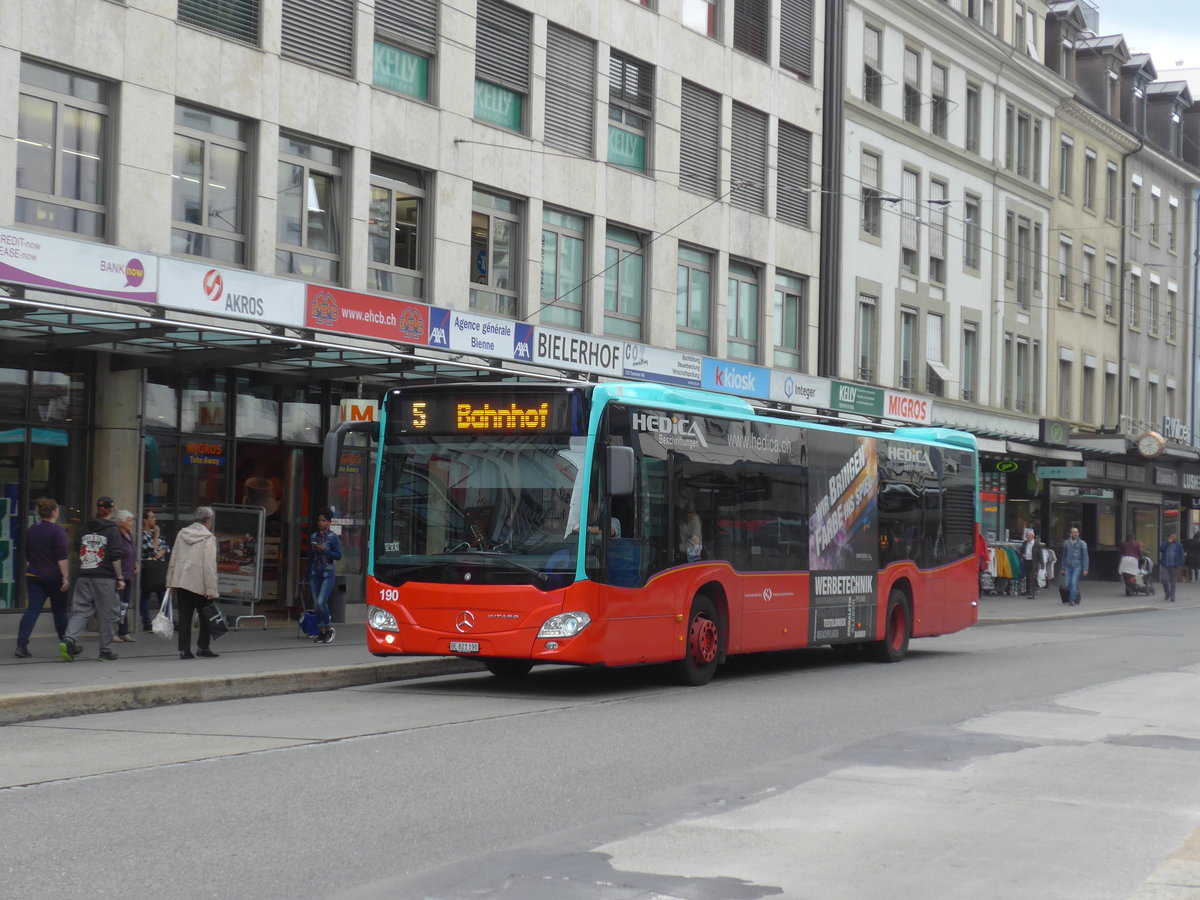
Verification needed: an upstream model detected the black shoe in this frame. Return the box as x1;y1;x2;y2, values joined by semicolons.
14;646;31;658
98;649;118;661
196;649;219;658
180;650;195;660
320;628;335;644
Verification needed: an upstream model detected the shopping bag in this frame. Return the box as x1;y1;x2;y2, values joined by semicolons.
151;590;174;640
203;601;229;640
298;609;320;638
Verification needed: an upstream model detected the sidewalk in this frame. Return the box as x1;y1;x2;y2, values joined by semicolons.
2;579;1197;726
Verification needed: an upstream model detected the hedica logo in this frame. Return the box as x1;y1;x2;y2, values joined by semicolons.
631;412;708;448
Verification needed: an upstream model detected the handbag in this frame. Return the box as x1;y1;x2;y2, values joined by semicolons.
151;589;174;640
202;601;229;640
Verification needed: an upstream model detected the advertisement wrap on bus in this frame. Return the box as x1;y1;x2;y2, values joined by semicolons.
323;382;980;685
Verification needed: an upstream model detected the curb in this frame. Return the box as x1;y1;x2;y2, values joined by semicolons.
0;657;484;726
978;605;1160;625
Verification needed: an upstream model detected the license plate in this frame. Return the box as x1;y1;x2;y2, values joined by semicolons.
449;641;480;654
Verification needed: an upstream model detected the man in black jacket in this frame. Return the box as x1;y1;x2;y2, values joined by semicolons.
60;497;126;661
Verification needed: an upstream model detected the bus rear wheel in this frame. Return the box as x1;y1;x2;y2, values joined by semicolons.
672;595;720;686
869;589;911;663
484;658;534;678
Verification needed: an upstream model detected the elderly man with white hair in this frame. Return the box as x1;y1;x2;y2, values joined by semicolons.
165;506;220;660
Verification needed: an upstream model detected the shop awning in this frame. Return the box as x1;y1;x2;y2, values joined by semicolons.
1005;440;1082;461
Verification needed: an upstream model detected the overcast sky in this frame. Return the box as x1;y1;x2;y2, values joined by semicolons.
1091;0;1200;70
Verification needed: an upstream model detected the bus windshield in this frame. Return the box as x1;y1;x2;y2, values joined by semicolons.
372;434;588;589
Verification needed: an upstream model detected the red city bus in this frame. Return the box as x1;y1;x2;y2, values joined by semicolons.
324;381;980;685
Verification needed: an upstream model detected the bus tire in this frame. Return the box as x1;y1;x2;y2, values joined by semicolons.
672;595;720;686
484;658;534;678
869;589;911;663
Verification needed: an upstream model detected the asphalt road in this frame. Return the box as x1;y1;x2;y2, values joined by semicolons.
5;607;1200;899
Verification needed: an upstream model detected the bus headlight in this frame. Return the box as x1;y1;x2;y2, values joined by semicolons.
537;611;591;639
367;605;399;632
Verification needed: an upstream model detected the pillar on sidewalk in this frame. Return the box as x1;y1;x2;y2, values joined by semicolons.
91;353;143;512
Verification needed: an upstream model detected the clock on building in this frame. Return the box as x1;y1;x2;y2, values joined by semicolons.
1136;431;1166;459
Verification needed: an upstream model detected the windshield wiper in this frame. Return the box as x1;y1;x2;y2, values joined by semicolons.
438;549;549;584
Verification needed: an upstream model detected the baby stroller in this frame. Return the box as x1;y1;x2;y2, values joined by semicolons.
1124;555;1156;596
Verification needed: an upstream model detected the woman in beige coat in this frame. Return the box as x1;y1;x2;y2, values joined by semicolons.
165;506;220;659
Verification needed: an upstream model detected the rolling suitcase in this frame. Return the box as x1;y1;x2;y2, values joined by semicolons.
1058;583;1079;605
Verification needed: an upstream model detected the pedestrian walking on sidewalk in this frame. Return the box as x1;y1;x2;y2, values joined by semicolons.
1060;527;1089;606
140;508;170;630
1119;533;1143;596
1159;532;1185;602
165;506;220;660
113;509;139;642
307;509;342;645
1185;530;1200;584
1020;528;1044;598
14;497;71;658
60;497;127;662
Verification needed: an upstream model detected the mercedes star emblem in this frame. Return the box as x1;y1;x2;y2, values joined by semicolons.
455;611;475;633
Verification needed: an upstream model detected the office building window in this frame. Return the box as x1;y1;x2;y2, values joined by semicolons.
1083;149;1096;209
1129;182;1141;233
368;159;425;300
961;324;978;402
540;208;586;329
680;81;720;197
861;151;882;237
172;105;248;265
1148;381;1158;429
773;272;806;369
1081;247;1094;312
545;25;595;157
926;312;946;396
903;48;921;126
604;225;645;340
1128;376;1140;425
1147;279;1159;336
475;0;531;133
730;102;767;213
857;294;877;382
1168;199;1178;251
779;0;815;79
777;121;812;228
931;64;948;137
1058;359;1072;419
1057;238;1071;304
16;59;110;238
282;0;353;77
726;261;760;362
1128;272;1140;329
733;0;769;61
1016;216;1032;309
1105;256;1118;318
683;0;719;37
374;0;437;101
964;194;981;270
179;0;259;44
608;52;653;172
1105;162;1118;220
1058;136;1073;196
1014;337;1029;412
965;82;981;153
676;246;712;353
863;25;882;106
901;168;919;275
929;179;947;283
469;188;521;317
1149;192;1160;244
1082;363;1095;424
275;134;343;283
898;307;917;389
1167;287;1178;342
1104;369;1117;428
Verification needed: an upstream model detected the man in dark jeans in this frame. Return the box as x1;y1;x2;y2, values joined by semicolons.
1020;528;1044;598
1160;532;1186;602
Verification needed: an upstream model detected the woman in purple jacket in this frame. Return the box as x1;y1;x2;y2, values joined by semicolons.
14;497;71;658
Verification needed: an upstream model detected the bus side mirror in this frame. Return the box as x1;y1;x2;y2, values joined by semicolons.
322;421;380;478
608;446;635;496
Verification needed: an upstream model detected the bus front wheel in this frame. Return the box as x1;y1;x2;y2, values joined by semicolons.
672;595;721;686
868;589;911;663
484;658;534;678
